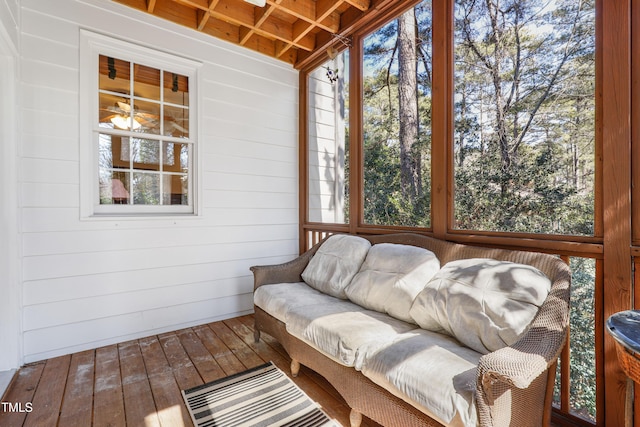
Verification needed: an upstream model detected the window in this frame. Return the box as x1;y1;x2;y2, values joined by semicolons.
362;1;432;228
452;0;596;235
302;0;602;424
80;31;200;217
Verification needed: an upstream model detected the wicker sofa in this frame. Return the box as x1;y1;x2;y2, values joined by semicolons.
251;233;570;427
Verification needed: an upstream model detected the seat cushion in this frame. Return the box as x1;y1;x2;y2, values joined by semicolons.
254;282;339;323
301;234;371;299
361;329;482;427
409;258;551;354
286;303;416;370
345;243;440;323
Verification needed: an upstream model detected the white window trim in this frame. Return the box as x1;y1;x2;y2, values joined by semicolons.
79;30;202;219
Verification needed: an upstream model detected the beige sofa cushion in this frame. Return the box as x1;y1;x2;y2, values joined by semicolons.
409;258;551;354
301;234;371;299
254;282;339;323
286;303;416;370
362;329;481;427
345;243;440;323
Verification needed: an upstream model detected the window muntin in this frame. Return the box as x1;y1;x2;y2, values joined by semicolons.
453;0;596;235
361;1;432;228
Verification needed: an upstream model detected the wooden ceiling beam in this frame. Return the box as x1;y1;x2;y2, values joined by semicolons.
292;19;314;43
267;0;340;33
210;0;255;27
239;26;254;45
197;0;221;30
200;15;240;42
318;14;340;33
315;0;342;23
151;0;200;28
275;40;294;58
113;0;379;65
243;34;297;64
295;0;401;69
344;0;369;12
197;9;211;30
174;0;209;10
208;0;315;51
289;32;315;50
238;3;275;46
254;2;277;28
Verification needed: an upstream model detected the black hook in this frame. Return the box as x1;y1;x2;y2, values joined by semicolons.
108;57;116;80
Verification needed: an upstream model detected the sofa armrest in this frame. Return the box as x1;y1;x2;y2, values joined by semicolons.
477;327;566;390
475;266;570;425
250;241;323;290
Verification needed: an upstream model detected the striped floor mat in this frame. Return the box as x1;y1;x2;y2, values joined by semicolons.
182;362;341;427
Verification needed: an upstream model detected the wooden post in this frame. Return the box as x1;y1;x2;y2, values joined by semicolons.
430;0;452;239
602;0;632;425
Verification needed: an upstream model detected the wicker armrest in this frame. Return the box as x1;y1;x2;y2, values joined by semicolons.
250;243;322;290
476;272;570;426
477;280;570;389
477;330;564;390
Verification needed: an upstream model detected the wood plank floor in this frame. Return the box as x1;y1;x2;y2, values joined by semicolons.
0;315;382;427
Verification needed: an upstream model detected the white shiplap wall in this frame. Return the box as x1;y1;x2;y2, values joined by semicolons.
0;0;18;49
307;55;347;223
19;0;299;363
0;0;21;374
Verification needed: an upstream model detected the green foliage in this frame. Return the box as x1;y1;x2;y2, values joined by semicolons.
361;0;597;420
453;0;595;236
452;1;597;414
554;258;596;421
362;5;433;228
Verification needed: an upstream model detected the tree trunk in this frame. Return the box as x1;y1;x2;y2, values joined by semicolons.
398;8;420;199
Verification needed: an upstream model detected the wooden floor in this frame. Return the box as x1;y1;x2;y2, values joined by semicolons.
0;315;382;427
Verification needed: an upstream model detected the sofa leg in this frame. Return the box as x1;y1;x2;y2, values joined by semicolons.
253;327;261;343
291;359;300;377
349;409;362;427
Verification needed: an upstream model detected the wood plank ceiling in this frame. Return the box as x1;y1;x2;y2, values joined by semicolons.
112;0;373;68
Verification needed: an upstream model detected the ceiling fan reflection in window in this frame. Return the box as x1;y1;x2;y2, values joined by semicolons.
101;100;188;135
104;101;143;130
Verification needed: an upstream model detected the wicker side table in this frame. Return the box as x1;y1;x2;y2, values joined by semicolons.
606;310;640;427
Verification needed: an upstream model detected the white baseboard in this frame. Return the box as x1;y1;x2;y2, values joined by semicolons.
0;369;16;399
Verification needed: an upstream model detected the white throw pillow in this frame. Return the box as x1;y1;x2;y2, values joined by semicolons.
409;258;551;354
301;234;371;299
345;243;440;323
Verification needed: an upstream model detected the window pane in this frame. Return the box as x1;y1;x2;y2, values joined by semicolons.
98;134;114;169
132;172;160;205
132;99;161;134
131;138;160;171
453;0;595;235
99;93;129;129
164;105;189;138
163;174;188;205
362;1;432;227
99;55;130;95
134;63;160;101
99;134;130;169
163;142;189;173
164;71;189;106
307;51;350;224
100;170;130;205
